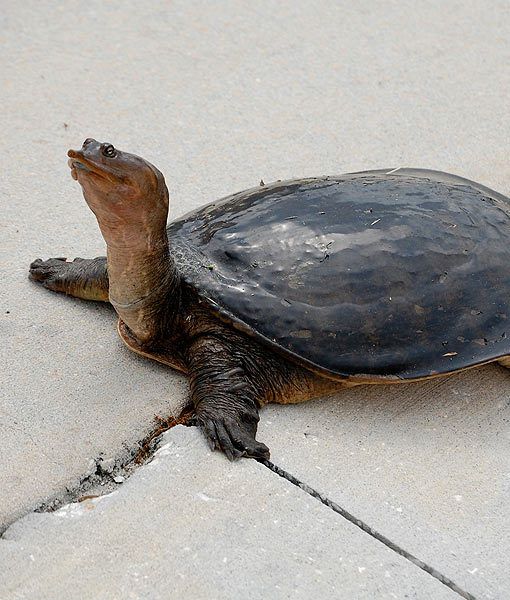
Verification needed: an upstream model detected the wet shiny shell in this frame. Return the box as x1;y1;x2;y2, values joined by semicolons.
167;168;510;380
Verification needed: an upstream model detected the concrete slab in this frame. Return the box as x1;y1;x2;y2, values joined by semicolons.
259;365;510;600
1;271;189;529
0;427;459;600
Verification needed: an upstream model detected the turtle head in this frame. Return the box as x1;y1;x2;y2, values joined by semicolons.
68;138;169;247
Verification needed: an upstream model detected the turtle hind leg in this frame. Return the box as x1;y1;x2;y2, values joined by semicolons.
29;256;109;302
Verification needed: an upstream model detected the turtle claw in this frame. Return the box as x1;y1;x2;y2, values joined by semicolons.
198;415;270;461
29;257;69;291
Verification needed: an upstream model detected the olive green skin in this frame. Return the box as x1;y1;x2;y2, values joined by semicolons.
167;168;510;380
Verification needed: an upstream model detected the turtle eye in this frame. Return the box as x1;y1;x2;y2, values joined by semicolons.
102;143;116;158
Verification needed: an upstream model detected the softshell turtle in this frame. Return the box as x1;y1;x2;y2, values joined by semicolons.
29;139;510;459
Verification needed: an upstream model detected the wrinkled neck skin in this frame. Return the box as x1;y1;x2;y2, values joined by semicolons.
91;193;180;347
107;234;180;346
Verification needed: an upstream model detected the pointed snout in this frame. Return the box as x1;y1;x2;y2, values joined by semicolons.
68;138;100;159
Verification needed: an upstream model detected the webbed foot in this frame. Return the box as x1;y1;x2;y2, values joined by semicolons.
29;256;109;301
187;335;271;462
196;408;270;461
29;257;74;292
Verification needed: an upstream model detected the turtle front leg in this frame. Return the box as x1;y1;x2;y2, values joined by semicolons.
185;325;352;460
187;335;270;461
29;256;109;302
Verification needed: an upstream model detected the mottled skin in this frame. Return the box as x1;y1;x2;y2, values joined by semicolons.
30;139;510;459
29;139;345;460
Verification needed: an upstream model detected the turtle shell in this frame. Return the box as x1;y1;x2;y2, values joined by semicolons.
167;168;510;380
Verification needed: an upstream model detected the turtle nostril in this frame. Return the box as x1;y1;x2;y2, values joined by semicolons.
83;138;95;148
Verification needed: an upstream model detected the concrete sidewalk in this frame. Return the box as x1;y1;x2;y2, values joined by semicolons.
0;428;460;600
1;1;509;598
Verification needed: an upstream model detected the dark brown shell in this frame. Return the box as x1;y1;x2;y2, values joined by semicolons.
167;168;510;380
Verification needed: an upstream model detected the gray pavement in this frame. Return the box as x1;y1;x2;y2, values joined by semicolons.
260;366;510;599
1;0;509;598
0;427;458;600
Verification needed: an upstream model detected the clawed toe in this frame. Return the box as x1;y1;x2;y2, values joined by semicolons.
198;416;270;461
29;259;51;282
28;257;68;288
29;256;67;274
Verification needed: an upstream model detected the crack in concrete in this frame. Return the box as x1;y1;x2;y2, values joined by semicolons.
260;459;478;600
0;422;482;600
0;453;128;538
0;416;190;537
